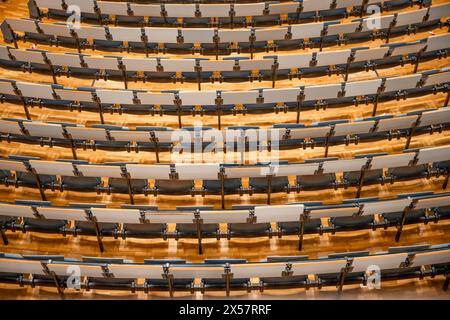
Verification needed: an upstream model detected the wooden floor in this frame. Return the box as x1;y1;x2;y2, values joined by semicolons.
0;0;450;299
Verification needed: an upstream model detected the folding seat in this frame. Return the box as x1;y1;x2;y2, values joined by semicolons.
283;22;325;48
122;222;168;239
174;221;220;239
277;218;322;236
319;0;347;18
313;49;351;75
132;126;173;152
144;27;186;50
3;19;50;43
387;244;431;254
73;220;118;237
216;28;252;52
90;124;130;151
434;205;450;221
202;177;242;195
103;162;148;195
82;257;131;264
387;161;429;182
327;250;370;259
82;256;137;291
8;48;50;72
253;27;289;50
153;179;195;195
13;199;69;235
325;21;361;44
181;28;215;52
37;22;77;46
205;259;247;264
113;205;164;239
21;217;69;235
8;155;56;189
343;78;382;104
265;256;309;263
249;176;289;193
143;262;194;291
128;3;161;25
318;250;373;286
55;159;101;192
95;2;136;25
226;222;272;238
73;25;115;50
201;258;250;291
329;215;376;232
82;55;121;79
233;3;266;25
0;167;12;185
45;52;84;77
121;57;158;82
64;0;97;20
108;173;150;195
343;153;386;186
0;214;17;232
381;209;428;227
32;0;66;19
156;58;196;82
296;158;338;190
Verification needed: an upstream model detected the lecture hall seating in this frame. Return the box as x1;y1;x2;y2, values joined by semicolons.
0;0;449;299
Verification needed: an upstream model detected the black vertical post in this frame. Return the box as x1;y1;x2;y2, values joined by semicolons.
444;88;450;107
150;131;160;163
213;30;220;60
163;264;174;298
195;61;202;91
22;100;31;120
356;159;371;199
142;32;149;58
266;174;272;205
413;46;426;73
63;127;78;160
405;115;421;150
338;259;353;292
41;262;65;298
223;263;232;297
215;93;223;130
69;140;78;160
174;93;182;129
7;24;18;49
15;85;31;120
298;213;305;251
296;90;304;124
91;215;105;252
194;209;203;255
443;171;449;190
385;17;396;44
324;127;334;158
119;60;128;90
44;54;58;85
271;58;278;88
371;94;380;117
443;271;449;291
249;30;255;59
395;201;416;242
220;167;226;210
122;167;135;205
359;0;369;18
93;94;105;124
344;52;355;82
31;167;47;201
0;227;8;245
